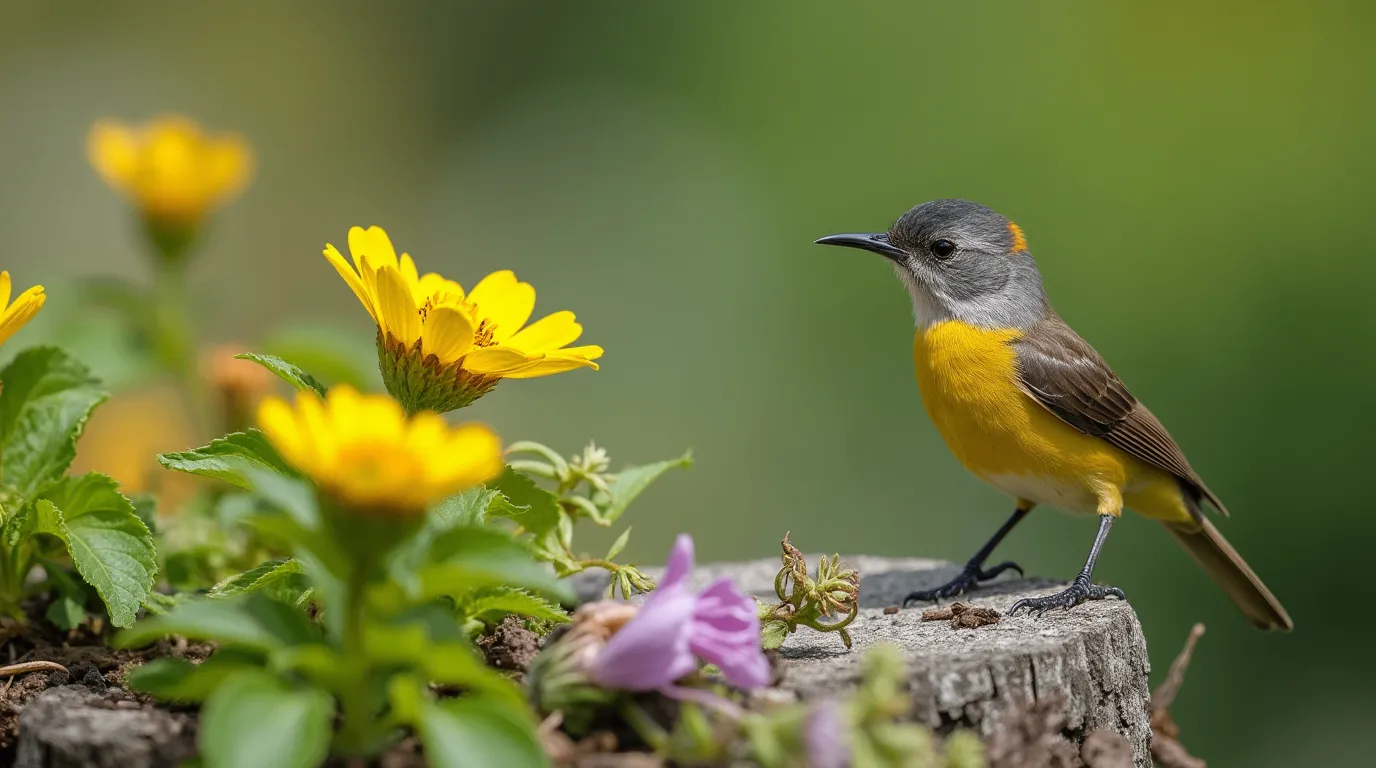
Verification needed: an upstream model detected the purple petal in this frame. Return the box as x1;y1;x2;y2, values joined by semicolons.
591;584;698;690
659;534;695;591
689;577;771;690
804;701;849;768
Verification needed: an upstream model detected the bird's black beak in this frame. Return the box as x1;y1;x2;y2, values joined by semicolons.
814;232;905;262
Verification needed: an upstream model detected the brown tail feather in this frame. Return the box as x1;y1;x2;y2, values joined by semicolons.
1164;518;1293;631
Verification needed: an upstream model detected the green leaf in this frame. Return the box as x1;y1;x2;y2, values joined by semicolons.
488;468;561;537
46;593;86;630
417;697;547;768
462;587;568;626
200;669;334;768
366;620;524;706
234;353;327;397
600;451;692;524
34;473;156;628
605;527;632;561
419;526;572;604
116;593;320;651
127;649;265;702
129;493;158;534
0;347;107;499
761;619;790;652
431;486;499;529
157;430;300;490
209;558;304;599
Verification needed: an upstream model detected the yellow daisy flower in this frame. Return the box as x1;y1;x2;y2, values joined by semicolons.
257;385;503;517
87;115;253;229
323;226;603;412
0;271;45;349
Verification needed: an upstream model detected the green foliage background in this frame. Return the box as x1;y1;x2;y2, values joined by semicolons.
3;2;1374;763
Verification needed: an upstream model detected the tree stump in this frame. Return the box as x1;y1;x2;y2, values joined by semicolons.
575;555;1152;768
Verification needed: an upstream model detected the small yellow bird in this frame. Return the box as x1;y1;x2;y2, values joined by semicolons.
818;199;1292;630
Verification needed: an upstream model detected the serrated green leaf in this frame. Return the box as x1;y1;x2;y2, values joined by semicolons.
209;558;303;599
116;593;320;651
157;430;300;490
34;473;156;628
417;697;547;768
605;527;632;561
0;347;107;499
127;649;265;703
463;587;568;626
431;487;499;529
600;451;692;525
489;468;561;538
234;353;327;397
129;493;157;533
200;669;334;768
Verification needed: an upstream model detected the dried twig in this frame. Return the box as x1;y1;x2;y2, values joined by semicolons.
1149;623;1207;768
0;661;68;678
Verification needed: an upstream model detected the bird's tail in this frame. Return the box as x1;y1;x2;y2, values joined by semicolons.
1164;517;1292;631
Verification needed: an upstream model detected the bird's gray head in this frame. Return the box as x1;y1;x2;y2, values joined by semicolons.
817;199;1049;329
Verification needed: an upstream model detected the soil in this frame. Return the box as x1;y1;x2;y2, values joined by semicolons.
0;612;212;765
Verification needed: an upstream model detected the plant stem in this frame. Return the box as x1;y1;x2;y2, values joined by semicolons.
151;254;208;435
336;562;375;755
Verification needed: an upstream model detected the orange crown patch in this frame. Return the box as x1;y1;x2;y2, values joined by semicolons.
1008;222;1028;253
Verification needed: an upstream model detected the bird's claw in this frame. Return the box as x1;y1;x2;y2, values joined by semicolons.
1007;577;1126;618
902;560;1023;607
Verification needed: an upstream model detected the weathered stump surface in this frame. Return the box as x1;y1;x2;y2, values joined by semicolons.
575;555;1152;768
14;686;196;768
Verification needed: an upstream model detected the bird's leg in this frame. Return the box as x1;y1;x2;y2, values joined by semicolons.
903;505;1030;606
1008;513;1126;617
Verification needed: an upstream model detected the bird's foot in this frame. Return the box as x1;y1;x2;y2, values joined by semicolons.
1007;575;1125;617
902;560;1023;606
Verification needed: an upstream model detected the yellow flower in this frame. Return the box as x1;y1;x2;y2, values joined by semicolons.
257;385;503;516
87;115;253;227
323;226;603;412
0;272;45;348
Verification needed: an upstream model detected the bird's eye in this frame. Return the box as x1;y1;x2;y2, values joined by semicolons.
931;239;956;259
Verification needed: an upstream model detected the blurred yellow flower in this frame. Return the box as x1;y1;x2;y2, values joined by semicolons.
323;226;603;412
0;271;45;348
87;115;253;226
257;385;503;516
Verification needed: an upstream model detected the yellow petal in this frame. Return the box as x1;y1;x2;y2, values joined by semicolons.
202;134;254;204
421;305;476;365
463;346;542;375
375;266;421;345
323;244;377;323
436;423;504;487
505;311;583;354
418;273;465;304
257;397;305;467
348;226;399;272
0;271;10;311
467;271;535;342
0;287;44;349
87;120;139;191
502;346;602;379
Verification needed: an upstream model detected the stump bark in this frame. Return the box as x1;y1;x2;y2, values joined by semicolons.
575;555;1153;768
14;686;196;768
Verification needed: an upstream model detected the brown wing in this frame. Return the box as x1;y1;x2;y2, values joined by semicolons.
1013;314;1227;516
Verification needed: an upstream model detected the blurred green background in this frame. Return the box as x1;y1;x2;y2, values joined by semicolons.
3;1;1374;764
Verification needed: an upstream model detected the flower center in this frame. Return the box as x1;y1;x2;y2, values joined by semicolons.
418;293;497;347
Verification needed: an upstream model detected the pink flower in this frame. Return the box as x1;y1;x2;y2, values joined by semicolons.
805;701;850;768
592;534;770;692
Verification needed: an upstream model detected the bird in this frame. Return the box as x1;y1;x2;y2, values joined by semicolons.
816;199;1292;630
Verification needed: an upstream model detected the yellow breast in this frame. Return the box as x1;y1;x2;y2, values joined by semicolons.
912;320;1186;519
